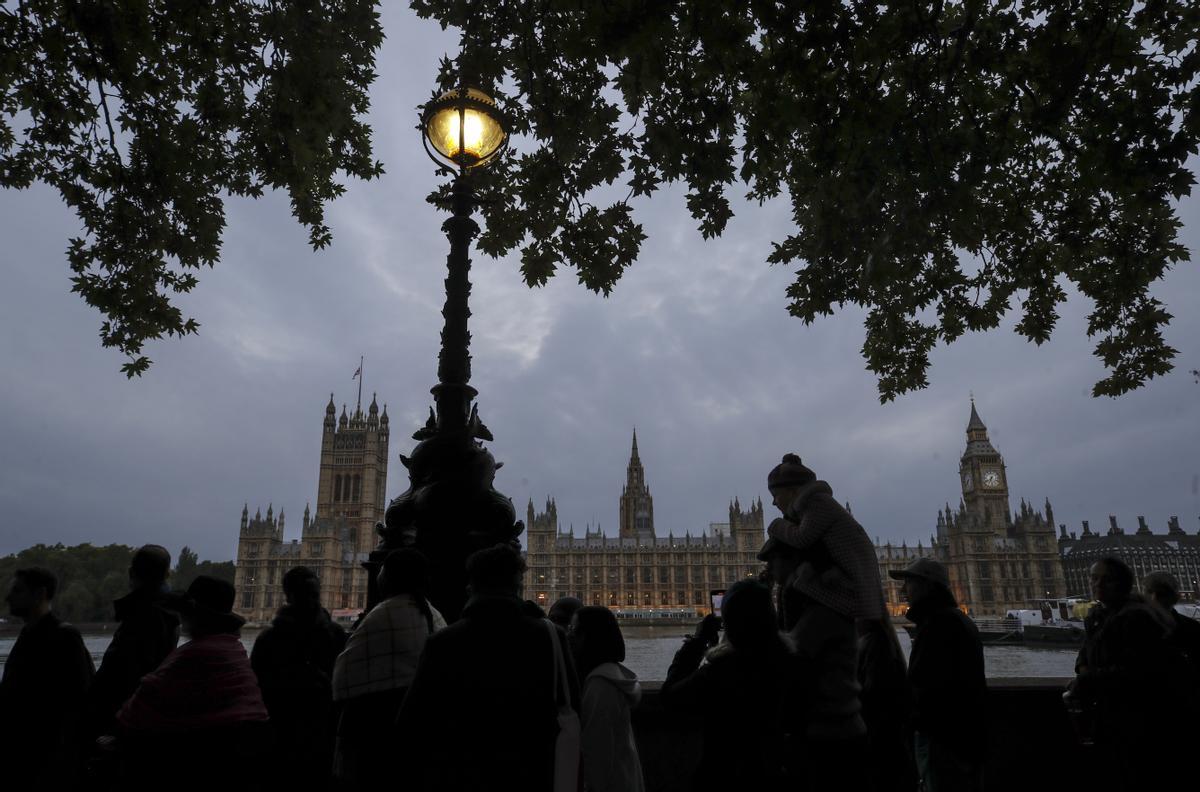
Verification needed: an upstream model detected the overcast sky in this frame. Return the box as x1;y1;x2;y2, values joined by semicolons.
2;8;1199;563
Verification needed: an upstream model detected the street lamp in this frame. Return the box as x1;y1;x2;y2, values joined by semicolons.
368;84;522;622
421;87;508;171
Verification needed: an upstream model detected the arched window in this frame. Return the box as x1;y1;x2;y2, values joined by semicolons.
352;474;361;503
334;475;342;502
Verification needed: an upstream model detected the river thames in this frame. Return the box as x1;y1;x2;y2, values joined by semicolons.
1;625;1077;680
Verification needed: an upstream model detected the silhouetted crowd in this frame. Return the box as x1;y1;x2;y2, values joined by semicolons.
2;454;1197;791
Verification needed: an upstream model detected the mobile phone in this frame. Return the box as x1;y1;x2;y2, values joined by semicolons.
710;589;726;617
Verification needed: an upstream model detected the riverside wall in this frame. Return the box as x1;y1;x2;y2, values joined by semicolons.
631;677;1100;792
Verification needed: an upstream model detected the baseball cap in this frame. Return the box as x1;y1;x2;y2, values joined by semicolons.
887;558;950;589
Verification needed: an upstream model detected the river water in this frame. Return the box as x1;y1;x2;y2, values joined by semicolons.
626;626;1076;680
1;626;1077;681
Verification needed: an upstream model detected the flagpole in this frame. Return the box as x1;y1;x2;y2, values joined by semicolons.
357;355;363;413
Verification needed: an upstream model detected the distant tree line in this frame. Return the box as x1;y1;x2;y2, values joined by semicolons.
170;546;236;593
0;543;233;625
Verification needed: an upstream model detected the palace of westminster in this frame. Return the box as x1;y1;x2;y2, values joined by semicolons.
234;395;1200;624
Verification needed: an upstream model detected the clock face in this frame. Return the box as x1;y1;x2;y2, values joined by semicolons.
982;469;1001;488
961;471;974;491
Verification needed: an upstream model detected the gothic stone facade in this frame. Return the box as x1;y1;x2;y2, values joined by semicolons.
1059;516;1200;601
232;397;1082;622
234;394;389;624
521;432;766;615
877;402;1068;616
523;407;1070;619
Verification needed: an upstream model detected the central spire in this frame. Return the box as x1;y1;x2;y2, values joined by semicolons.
626;429;645;487
620;428;653;540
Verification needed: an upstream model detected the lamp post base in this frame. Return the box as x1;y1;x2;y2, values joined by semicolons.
374;428;522;622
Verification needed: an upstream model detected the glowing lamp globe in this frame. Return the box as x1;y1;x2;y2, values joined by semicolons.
422;86;508;171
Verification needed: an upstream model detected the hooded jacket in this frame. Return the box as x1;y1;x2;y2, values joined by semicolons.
580;662;645;792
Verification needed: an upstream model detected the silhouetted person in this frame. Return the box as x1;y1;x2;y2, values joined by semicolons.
1074;557;1137;680
858;608;918;792
332;549;444;789
251;565;347;789
397;544;578;791
765;453;885;621
569;606;644;792
758;537;869;791
115;575;269;792
549;595;584;629
0;566;95;786
1143;570;1200;672
889;558;985;792
88;544;179;737
1067;558;1196;790
661;580;793;792
758;536;805;630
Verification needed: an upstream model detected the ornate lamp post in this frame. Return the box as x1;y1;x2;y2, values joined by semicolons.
418;86;509;431
367;86;523;622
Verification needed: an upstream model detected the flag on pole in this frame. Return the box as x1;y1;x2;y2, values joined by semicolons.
352;366;361;380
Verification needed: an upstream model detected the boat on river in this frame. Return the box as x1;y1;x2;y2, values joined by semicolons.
902;597;1092;646
1005;598;1090;646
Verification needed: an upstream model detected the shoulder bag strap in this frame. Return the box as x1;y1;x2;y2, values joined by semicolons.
545;619;569;707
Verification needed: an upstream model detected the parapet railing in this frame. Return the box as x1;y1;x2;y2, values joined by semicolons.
972;617;1023;632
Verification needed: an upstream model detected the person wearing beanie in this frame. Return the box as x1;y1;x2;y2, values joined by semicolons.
766;453;884;621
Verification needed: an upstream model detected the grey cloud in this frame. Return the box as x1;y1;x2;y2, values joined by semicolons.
1;8;1198;562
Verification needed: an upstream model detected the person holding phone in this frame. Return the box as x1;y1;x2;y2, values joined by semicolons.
709;590;725;621
661;580;794;792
